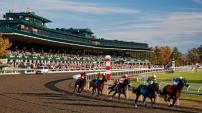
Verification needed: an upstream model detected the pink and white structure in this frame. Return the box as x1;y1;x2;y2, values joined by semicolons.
105;55;111;80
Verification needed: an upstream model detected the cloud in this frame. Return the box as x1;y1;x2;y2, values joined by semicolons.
14;0;140;14
100;11;202;51
193;0;202;4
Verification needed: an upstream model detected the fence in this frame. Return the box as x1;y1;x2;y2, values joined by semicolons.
0;68;106;75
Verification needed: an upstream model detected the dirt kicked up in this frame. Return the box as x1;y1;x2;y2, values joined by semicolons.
0;73;200;113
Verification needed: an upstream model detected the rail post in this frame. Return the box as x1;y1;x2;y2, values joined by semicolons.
106;85;109;95
126;86;129;99
201;95;202;110
176;99;180;105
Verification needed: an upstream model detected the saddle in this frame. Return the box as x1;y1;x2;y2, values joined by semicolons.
140;86;147;94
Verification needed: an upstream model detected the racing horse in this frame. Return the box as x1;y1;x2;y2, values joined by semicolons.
161;78;189;107
89;73;107;96
108;79;130;99
133;83;160;108
73;76;86;94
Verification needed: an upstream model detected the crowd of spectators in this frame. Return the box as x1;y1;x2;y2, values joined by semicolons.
6;50;151;70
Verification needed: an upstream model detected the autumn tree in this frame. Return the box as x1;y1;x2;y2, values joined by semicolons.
197;44;202;63
150;46;160;65
159;46;172;66
0;35;12;59
187;48;200;64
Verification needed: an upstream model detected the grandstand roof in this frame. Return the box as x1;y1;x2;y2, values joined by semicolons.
0;11;150;52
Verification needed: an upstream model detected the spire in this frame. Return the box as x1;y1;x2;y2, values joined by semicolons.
26;7;32;13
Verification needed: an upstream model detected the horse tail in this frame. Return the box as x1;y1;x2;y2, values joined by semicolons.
108;86;112;89
159;89;164;96
132;88;137;93
89;81;93;89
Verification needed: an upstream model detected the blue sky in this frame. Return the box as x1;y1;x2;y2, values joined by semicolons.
0;0;202;53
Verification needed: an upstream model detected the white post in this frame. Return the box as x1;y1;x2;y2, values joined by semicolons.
106;85;109;95
177;99;180;105
201;95;202;110
126;87;129;99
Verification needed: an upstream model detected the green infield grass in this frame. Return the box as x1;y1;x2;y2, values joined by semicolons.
130;69;202;102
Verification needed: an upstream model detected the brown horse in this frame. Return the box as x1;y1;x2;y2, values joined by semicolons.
73;77;86;95
89;73;107;96
162;78;189;107
108;79;130;99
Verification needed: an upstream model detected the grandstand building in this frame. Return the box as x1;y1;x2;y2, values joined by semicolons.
0;10;151;68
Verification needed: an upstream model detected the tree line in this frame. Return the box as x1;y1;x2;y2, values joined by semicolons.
148;45;202;66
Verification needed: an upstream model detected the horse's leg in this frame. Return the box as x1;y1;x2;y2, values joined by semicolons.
134;94;140;108
118;92;121;100
150;97;154;108
80;86;84;93
73;85;76;93
112;91;117;98
168;96;173;106
143;96;147;107
74;84;80;94
170;96;177;107
91;88;95;96
123;91;127;99
108;89;113;95
164;94;167;101
165;94;170;105
79;85;84;93
100;88;103;95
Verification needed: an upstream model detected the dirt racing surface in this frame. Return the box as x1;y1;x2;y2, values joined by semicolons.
0;73;201;113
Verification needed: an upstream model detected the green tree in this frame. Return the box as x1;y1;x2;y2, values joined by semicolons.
171;47;180;60
153;46;160;64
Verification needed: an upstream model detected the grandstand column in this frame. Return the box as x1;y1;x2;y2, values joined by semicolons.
105;55;111;80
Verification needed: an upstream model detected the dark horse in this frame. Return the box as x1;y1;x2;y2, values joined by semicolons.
89;74;107;96
161;78;189;107
108;79;130;99
73;77;86;94
133;83;159;108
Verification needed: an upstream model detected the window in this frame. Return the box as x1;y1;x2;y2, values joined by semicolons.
25;17;29;21
9;17;13;20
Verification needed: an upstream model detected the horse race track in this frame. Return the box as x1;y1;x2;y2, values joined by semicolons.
0;73;201;113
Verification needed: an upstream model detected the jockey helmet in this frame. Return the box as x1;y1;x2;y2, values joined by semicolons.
125;74;128;78
80;72;86;76
120;75;126;78
96;72;102;77
153;74;157;79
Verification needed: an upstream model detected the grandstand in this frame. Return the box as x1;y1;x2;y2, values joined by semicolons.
0;10;151;70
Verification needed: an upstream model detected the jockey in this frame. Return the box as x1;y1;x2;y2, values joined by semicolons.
146;75;157;85
94;72;102;87
114;74;129;91
119;75;127;83
98;72;104;80
80;72;87;79
172;76;183;87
